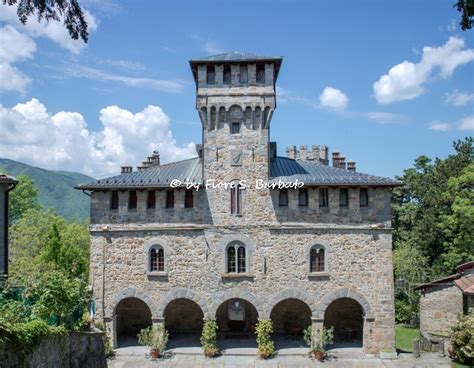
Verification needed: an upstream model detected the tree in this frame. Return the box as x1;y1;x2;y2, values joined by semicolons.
3;0;89;42
392;137;473;277
8;208;89;283
455;0;474;30
8;175;41;224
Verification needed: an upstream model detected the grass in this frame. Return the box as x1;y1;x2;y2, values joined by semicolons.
395;324;420;353
451;362;471;368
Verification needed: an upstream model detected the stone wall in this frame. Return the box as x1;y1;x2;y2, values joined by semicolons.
0;331;105;368
89;226;395;353
419;284;463;336
90;186;392;226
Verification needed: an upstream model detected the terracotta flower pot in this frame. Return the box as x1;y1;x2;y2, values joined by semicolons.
150;349;159;359
205;349;217;358
259;351;270;359
313;350;325;361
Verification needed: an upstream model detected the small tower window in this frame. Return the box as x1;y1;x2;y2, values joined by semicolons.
207;65;215;84
110;191;119;210
166;189;174;209
223;65;231;84
128;190;137;210
299;188;308;207
256;64;265;83
279;188;288;207
339;188;348;207
185;189;194;208
147;190;156;210
360;188;369;207
231;122;240;134
231;181;243;215
240;65;248;83
210;107;217;130
319;188;329;207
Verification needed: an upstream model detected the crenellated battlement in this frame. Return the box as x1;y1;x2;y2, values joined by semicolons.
286;145;356;171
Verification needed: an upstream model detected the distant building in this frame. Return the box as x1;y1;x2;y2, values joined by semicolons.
0;173;18;282
77;52;400;353
416;261;474;337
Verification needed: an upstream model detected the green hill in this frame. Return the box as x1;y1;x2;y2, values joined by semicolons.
0;158;94;221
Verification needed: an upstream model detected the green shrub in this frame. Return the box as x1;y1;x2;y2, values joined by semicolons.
450;314;474;365
200;319;218;356
137;325;169;353
303;325;312;347
255;319;274;358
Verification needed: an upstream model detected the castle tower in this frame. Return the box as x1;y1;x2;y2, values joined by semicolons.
190;52;282;225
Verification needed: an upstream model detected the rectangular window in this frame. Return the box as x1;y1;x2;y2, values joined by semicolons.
147;190;156;210
231;122;240;134
223;65;231;84
166;189;174;209
230;184;242;215
339;188;349;207
319;188;328;207
279;188;288;207
185;189;194;208
206;65;215;84
110;190;119;210
239;65;248;83
128;190;137;210
256;64;265;83
360;188;369;207
299;188;308;206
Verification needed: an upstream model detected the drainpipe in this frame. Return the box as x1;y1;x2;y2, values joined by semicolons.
3;182;17;281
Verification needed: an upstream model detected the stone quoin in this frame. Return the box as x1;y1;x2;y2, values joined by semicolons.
76;52;400;353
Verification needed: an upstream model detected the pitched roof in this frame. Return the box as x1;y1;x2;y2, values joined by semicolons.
75;156;400;190
455;274;474;295
269;157;401;186
0;172;18;184
190;52;282;63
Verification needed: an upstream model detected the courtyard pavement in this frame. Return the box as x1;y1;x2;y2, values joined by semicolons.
108;347;453;367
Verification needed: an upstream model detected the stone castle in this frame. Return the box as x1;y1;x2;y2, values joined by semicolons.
77;52;399;353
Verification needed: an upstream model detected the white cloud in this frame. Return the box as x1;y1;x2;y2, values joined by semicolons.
373;37;474;104
366;112;403;124
63;65;185;93
0;98;196;177
0;3;98;54
0;63;31;94
319;86;349;111
445;89;474;106
458;116;474;131
0;25;37;93
429;121;451;131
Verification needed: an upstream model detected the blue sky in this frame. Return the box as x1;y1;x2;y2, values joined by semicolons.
0;0;473;179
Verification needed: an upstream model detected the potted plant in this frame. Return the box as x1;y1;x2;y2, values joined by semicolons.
200;319;219;357
137;325;169;360
305;325;334;361
255;319;275;359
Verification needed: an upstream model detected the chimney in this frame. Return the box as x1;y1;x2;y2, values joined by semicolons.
347;161;356;171
299;144;308;160
149;150;160;166
121;165;133;174
319;146;329;165
339;156;346;170
196;144;203;159
309;145;320;161
269;142;277;159
332;151;341;168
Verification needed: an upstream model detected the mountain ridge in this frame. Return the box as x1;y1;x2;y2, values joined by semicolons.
0;158;94;221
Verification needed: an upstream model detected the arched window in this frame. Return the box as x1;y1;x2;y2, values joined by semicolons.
227;242;246;273
254;106;261;130
150;246;165;272
310;246;325;273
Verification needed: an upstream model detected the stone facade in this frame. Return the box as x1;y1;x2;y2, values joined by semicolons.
81;53;396;354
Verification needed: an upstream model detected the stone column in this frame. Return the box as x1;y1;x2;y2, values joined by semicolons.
311;318;324;348
363;316;375;353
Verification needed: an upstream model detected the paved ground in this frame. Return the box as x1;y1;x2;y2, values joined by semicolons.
108;347;453;367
